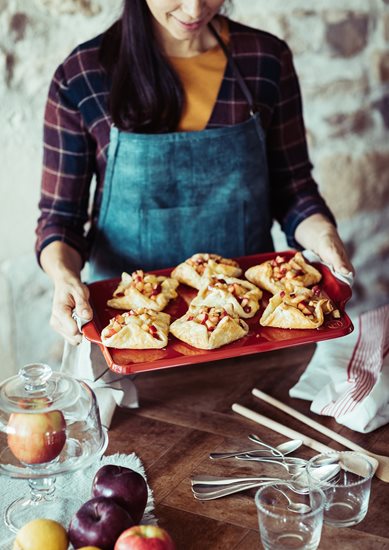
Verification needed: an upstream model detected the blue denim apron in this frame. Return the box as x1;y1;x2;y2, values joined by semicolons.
89;28;273;281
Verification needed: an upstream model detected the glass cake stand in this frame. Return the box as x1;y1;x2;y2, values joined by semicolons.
0;363;108;532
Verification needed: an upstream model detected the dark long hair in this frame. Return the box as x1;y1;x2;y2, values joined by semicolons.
99;0;184;132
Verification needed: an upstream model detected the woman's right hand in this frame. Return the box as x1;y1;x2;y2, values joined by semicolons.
40;242;93;345
50;274;93;345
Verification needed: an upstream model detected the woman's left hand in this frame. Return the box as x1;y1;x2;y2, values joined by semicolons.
294;214;354;275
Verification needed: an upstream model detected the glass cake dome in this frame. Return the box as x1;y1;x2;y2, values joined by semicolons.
0;363;108;532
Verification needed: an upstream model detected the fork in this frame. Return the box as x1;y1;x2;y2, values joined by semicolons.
192;479;312;501
191;464;340;490
192;469;341;501
236;455;307;474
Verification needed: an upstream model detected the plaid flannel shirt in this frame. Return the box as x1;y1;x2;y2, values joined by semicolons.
36;18;335;265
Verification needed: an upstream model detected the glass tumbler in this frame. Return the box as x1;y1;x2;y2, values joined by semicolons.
306;451;374;528
255;483;325;550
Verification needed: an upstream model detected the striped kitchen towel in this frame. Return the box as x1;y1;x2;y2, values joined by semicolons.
289;304;389;433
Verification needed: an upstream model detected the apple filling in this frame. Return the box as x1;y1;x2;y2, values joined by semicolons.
186;253;240;275
280;288;340;319
113;270;164;300
187;306;242;332
270;255;306;285
103;309;163;340
207;277;253;314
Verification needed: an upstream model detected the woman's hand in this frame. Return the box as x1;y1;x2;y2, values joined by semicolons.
50;274;93;345
294;214;354;275
40;241;93;345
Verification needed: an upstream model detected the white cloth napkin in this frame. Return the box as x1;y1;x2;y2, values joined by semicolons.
302;249;354;287
0;452;156;550
61;337;139;429
290;304;389;433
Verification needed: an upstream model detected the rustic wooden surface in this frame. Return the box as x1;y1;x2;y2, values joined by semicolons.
106;344;389;549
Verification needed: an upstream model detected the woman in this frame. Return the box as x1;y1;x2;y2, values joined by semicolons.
36;0;353;345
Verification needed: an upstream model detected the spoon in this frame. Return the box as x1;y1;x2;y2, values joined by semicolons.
209;439;302;460
271;486;311;514
248;434;303;456
236;455;307;475
209;449;282;460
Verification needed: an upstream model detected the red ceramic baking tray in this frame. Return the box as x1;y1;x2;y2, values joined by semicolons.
82;251;353;374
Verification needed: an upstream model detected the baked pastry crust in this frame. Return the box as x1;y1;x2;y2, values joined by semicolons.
190;275;262;318
101;308;171;349
260;287;331;329
107;270;179;311
170;305;249;350
245;252;322;295
171;253;242;290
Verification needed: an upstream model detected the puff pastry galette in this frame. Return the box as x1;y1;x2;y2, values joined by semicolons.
171;253;242;290
170;305;249;350
245;252;322;295
107;270;179;311
260;286;339;329
101;308;171;349
190;275;262;318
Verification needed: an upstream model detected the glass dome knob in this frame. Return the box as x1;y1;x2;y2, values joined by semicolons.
19;364;52;393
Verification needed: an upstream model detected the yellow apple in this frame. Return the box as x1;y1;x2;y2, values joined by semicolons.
13;518;68;550
7;409;66;464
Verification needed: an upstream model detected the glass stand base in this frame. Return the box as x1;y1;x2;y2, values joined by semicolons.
5;495;83;533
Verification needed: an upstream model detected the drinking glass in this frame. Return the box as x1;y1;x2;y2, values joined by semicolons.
255;483;325;550
306;451;374;527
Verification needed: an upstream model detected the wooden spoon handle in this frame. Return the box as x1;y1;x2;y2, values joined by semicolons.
252;388;366;453
231;403;332;454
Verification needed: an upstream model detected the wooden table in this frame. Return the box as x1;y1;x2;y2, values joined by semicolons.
106;344;389;549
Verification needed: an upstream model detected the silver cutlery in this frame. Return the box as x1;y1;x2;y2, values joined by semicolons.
192;464;340;490
236;455;307;474
193;481;271;500
195;482;311;513
209;449;281;460
191;474;282;486
248;434;302;456
272;486;312;514
209;437;302;460
192;464;340;501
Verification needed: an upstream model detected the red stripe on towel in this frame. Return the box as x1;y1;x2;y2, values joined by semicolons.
320;305;389;418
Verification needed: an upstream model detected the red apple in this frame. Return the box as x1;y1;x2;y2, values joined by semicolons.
114;525;175;550
68;496;134;550
92;465;148;524
7;409;66;464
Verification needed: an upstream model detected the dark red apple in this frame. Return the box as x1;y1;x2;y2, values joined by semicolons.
68;497;134;550
92;465;148;524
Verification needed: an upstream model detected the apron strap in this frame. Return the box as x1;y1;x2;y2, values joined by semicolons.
209;20;259;117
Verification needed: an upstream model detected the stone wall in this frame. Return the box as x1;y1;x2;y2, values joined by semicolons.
0;0;388;378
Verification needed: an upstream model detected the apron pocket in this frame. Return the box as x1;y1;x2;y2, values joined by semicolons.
140;201;245;270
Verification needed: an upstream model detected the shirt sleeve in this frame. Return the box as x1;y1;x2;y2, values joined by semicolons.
266;41;336;247
35;62;96;266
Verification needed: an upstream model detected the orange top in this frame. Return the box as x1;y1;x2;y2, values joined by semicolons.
169;18;229;131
